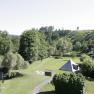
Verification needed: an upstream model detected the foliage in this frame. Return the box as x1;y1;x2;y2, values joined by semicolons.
70;52;77;57
1;52;28;70
38;32;48;60
66;31;94;53
1;27;94;61
80;58;94;78
53;73;85;94
10;35;20;52
56;37;73;56
0;31;11;55
1;27;94;65
48;46;56;56
0;55;4;66
74;41;82;51
14;53;29;69
80;54;91;62
19;29;48;62
39;26;54;44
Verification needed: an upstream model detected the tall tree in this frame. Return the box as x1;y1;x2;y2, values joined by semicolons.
56;38;72;56
74;41;82;51
19;29;39;62
0;31;11;55
39;26;54;44
19;29;48;62
10;35;20;52
38;32;48;60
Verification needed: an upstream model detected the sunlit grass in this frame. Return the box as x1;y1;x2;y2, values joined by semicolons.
39;57;94;94
85;79;94;94
0;57;83;94
1;74;48;94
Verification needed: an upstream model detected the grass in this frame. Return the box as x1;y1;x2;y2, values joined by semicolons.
41;78;94;94
0;56;93;94
0;57;65;94
39;57;94;94
41;83;54;92
85;79;94;94
1;74;47;94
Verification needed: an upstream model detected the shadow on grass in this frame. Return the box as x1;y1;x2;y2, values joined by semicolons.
86;77;94;81
0;72;24;83
5;72;24;80
38;91;55;94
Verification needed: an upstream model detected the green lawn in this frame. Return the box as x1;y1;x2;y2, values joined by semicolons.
0;57;93;94
1;75;47;94
39;57;94;94
85;79;94;94
0;57;65;94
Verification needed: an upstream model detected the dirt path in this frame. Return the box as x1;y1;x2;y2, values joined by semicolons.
32;77;53;94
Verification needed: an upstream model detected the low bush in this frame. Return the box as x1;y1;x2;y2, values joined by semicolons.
80;54;94;78
80;54;91;62
80;62;94;78
1;52;29;70
53;73;85;94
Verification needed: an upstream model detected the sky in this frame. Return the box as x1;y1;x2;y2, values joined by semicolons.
0;0;94;35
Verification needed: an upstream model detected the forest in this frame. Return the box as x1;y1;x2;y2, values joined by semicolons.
0;26;94;63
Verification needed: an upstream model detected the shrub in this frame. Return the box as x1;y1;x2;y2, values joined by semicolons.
2;52;17;69
14;53;29;69
80;61;94;78
22;61;29;69
70;52;76;57
80;54;91;62
80;54;94;78
0;55;4;66
1;52;29;70
53;73;85;94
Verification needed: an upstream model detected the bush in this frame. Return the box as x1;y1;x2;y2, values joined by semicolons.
80;54;94;78
80;61;94;78
0;55;4;66
80;54;91;62
53;73;85;94
1;52;29;70
2;52;17;69
14;53;29;69
21;61;29;69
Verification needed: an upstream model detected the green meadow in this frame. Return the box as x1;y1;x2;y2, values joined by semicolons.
0;57;94;94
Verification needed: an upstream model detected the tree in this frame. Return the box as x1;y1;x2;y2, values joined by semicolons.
10;35;20;52
0;31;11;55
39;26;54;44
51;31;59;41
81;41;88;53
48;46;56;56
1;52;28;70
39;26;54;33
80;54;91;62
19;29;48;62
38;32;48;60
74;41;82;51
19;29;39;62
56;38;73;56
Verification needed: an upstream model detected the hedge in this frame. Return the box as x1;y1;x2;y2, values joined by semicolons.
53;73;85;94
